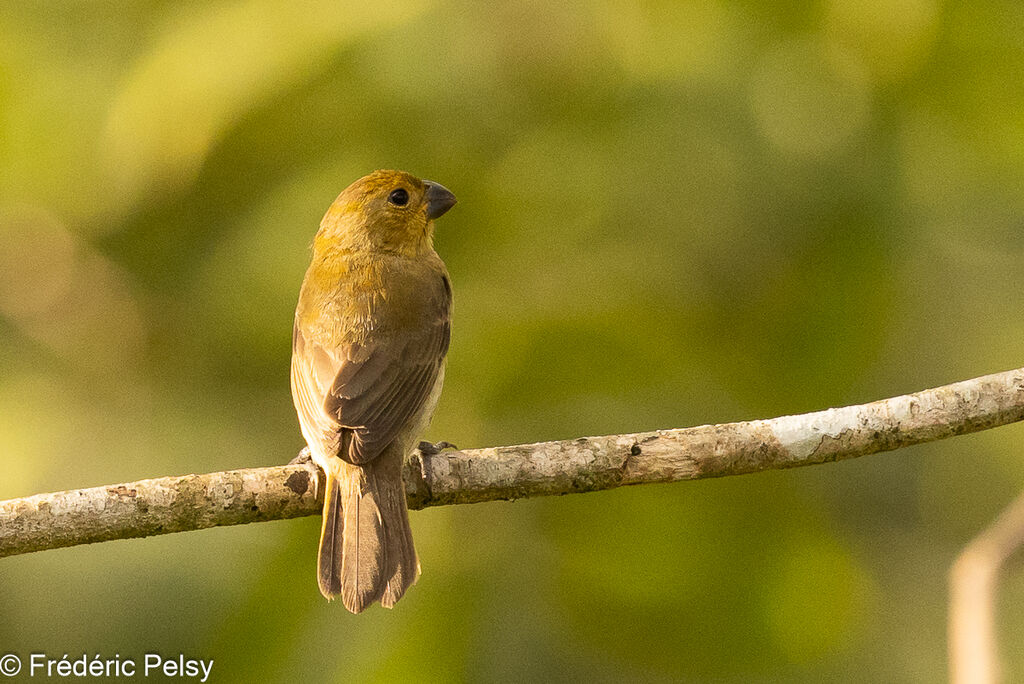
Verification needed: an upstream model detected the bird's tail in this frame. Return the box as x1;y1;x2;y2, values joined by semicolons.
317;455;420;612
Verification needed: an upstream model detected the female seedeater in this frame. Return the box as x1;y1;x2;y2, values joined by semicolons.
291;170;456;613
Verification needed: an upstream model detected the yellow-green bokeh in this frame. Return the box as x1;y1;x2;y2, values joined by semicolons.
1;0;1023;681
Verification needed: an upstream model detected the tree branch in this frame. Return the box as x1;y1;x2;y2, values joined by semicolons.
949;488;1024;684
2;367;1023;558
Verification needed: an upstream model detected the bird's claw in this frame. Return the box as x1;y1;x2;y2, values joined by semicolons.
417;440;458;456
288;446;312;466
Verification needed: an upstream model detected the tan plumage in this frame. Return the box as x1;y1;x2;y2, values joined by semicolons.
291;169;455;612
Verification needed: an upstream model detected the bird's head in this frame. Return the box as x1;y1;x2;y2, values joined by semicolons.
316;170;457;256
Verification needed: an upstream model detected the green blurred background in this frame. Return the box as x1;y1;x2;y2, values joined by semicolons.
2;0;1023;681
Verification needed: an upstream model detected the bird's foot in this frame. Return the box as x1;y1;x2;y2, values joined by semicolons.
417;440;458;456
288;446;314;466
286;447;322;500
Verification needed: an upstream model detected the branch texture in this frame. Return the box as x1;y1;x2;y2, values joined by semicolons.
2;367;1024;558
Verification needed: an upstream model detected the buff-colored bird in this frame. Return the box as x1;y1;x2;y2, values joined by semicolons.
291;170;455;612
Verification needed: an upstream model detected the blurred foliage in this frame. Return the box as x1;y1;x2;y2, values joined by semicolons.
1;0;1024;681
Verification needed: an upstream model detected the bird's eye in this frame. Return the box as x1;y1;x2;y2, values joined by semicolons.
388;188;409;206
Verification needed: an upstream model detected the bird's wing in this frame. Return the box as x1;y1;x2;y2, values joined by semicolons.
291;324;342;454
291;280;451;465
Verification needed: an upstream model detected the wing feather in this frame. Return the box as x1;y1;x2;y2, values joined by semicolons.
291;273;451;466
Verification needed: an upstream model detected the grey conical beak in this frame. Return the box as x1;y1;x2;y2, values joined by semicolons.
423;180;457;220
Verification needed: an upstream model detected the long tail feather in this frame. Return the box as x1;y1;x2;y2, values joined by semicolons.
317;473;344;599
374;456;420;608
338;461;385;613
316;452;420;612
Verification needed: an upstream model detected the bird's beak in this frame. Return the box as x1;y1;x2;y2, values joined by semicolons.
423;181;457;220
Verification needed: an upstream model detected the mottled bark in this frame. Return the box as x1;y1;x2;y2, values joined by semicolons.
2;367;1023;558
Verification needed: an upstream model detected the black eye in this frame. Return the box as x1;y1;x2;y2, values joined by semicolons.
388;188;409;206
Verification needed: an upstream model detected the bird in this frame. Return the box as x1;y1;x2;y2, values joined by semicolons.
290;169;456;613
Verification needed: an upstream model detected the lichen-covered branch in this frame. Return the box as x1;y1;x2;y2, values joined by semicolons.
2;367;1024;558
